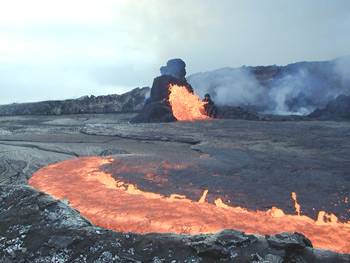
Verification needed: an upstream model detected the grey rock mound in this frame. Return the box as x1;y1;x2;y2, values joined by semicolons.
130;98;177;123
0;87;150;116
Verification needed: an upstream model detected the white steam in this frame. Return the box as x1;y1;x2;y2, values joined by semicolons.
188;67;264;107
188;56;350;116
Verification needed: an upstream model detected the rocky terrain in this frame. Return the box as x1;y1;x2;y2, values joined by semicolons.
0;87;150;116
1;113;350;262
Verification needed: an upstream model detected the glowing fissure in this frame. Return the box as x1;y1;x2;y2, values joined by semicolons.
168;84;210;121
292;192;301;216
29;157;350;253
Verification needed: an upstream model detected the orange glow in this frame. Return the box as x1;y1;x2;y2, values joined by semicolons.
198;189;209;203
292;192;301;216
29;157;350;254
168;84;210;121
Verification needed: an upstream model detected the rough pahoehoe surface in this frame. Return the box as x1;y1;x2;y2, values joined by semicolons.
1;114;350;262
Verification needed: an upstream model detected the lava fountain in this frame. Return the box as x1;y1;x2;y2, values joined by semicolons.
168;84;210;121
29;156;350;254
131;58;212;123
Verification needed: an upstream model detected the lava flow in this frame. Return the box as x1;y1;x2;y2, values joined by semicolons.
29;157;350;254
168;84;210;121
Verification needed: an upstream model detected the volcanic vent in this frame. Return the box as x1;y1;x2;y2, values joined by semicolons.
131;59;210;123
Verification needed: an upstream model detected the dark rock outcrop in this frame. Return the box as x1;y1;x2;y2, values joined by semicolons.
0;87;150;116
129;98;177;123
131;59;194;123
215;106;260;120
2;185;349;262
0;157;27;185
266;232;312;251
309;94;350;120
206;103;308;121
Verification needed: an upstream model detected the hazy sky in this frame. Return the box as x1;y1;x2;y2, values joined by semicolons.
1;0;349;104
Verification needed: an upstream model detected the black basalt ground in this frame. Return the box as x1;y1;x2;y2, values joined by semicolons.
1;185;349;262
101;120;350;222
1;114;350;262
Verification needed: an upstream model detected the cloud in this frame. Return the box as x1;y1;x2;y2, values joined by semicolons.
0;1;119;25
189;55;350;116
0;0;350;104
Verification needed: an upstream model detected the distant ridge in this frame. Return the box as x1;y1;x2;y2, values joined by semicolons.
0;87;150;116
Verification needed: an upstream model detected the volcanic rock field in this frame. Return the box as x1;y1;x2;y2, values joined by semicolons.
1;113;350;262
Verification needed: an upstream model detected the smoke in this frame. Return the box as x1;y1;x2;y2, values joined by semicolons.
188;56;350;115
265;68;328;115
333;55;350;88
188;67;265;107
266;57;350;115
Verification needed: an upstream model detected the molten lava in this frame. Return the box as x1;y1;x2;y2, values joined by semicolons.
168;84;210;121
29;157;350;254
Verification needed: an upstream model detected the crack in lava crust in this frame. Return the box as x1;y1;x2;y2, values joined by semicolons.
29;157;350;253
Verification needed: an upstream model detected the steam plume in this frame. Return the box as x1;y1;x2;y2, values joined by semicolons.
188;56;350;115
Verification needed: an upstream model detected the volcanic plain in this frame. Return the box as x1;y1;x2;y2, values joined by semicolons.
1;113;350;262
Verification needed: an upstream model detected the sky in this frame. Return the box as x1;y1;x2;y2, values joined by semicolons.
0;0;350;105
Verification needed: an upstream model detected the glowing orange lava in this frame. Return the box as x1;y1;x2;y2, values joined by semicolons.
29;157;350;254
168;84;210;121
